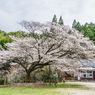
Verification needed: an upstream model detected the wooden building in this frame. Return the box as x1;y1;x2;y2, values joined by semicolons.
61;67;95;81
77;67;95;81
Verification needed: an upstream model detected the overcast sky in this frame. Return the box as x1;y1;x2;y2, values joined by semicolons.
0;0;95;32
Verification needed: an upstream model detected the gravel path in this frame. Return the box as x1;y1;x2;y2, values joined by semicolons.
57;82;95;95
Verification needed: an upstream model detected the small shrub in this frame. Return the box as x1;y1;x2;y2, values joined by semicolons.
0;79;4;85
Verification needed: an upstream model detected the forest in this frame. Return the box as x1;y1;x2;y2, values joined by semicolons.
72;19;95;44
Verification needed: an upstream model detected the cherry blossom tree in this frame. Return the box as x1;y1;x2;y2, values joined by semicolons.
0;21;95;82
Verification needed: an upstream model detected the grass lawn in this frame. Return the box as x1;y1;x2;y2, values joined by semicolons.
0;82;94;95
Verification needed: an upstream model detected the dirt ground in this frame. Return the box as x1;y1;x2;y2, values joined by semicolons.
57;82;95;95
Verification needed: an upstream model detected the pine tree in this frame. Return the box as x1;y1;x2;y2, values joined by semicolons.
72;20;82;31
52;15;57;23
58;16;64;25
72;19;77;28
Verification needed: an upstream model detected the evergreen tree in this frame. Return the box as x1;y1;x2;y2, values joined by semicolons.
84;28;93;38
85;22;89;27
72;20;82;32
58;16;64;25
72;20;95;42
72;19;77;28
52;15;57;23
74;22;82;32
90;22;95;27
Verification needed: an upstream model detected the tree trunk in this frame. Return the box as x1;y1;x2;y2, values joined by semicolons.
26;72;31;83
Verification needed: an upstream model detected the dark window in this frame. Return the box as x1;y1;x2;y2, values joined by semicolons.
84;74;86;77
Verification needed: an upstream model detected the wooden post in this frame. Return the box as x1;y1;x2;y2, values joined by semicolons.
49;64;51;86
53;74;57;87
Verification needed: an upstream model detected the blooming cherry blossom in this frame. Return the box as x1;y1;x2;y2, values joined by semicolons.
0;21;95;82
